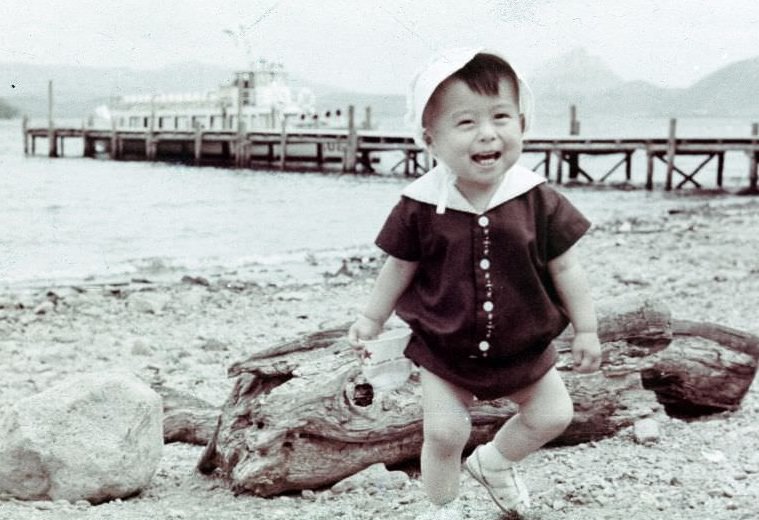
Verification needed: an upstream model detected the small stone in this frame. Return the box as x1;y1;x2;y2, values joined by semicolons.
126;291;170;314
178;291;204;308
181;275;210;286
634;418;660;444
639;492;660;507
33;300;55;315
301;489;316;501
702;450;727;463
276;291;307;301
326;274;351;287
742;453;759;473
0;295;21;309
19;314;36;325
131;339;151;356
199;338;228;352
331;463;409;494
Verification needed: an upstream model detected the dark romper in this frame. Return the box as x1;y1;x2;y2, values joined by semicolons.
375;183;591;400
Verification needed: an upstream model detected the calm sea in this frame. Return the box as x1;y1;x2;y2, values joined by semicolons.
1;115;755;289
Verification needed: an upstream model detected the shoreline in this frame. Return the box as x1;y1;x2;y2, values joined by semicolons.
1;185;755;295
1;189;758;519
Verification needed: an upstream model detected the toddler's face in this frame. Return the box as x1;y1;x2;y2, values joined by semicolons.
424;78;524;192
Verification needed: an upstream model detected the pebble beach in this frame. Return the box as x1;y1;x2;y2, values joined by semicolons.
1;184;759;519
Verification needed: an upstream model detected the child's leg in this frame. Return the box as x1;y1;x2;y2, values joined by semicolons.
419;367;474;505
491;367;574;463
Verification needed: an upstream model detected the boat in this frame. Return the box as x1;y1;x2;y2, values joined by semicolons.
99;59;349;132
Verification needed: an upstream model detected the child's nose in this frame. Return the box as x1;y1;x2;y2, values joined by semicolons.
477;121;497;141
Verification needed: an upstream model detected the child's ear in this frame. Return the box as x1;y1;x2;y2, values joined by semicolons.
423;131;433;147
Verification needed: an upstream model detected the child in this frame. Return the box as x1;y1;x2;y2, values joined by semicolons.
348;47;601;519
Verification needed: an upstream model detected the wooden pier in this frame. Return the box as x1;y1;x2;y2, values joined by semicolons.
23;114;759;193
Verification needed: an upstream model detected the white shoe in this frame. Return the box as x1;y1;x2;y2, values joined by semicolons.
414;499;464;520
464;446;530;514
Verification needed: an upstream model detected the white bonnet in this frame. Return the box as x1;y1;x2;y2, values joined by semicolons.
405;47;534;149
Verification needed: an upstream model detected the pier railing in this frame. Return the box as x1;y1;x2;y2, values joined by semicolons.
22;116;759;193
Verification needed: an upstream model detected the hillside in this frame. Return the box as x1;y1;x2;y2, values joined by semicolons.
1;62;237;119
2;51;758;121
525;48;755;118
679;56;759;115
0;98;18;119
529;48;625;98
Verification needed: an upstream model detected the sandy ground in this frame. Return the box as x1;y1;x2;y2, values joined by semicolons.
1;188;759;520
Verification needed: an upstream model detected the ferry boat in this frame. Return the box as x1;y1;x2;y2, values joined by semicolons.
99;59;349;132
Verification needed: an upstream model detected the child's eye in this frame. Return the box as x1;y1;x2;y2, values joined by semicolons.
494;112;512;120
456;119;475;127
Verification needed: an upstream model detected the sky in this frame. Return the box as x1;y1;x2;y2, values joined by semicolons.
1;0;758;94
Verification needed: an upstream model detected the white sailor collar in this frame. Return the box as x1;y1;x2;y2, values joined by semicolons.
402;163;546;215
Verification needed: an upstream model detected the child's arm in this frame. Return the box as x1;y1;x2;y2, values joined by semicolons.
348;255;419;346
548;244;601;373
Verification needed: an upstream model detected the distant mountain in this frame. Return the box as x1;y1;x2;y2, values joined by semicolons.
0;98;18;118
1;61;238;118
679;56;759;115
529;49;759;117
2;52;759;121
530;48;625;98
0;61;395;121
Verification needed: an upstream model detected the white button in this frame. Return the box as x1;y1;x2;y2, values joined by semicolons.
479;258;490;270
483;301;494;312
478;340;490;352
478;216;490;227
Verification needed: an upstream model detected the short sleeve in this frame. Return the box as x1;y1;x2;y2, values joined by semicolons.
543;187;592;260
375;197;422;261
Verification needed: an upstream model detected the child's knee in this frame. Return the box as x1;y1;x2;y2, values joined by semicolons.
524;395;574;436
423;412;471;453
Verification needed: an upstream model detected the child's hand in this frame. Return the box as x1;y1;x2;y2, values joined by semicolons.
571;331;602;373
348;315;383;350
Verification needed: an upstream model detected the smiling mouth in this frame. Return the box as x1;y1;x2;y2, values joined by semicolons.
471;151;502;166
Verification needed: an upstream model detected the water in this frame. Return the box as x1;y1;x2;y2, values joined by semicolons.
1;116;755;288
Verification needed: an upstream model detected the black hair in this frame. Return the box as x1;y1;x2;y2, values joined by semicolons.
422;53;520;130
451;53;520;99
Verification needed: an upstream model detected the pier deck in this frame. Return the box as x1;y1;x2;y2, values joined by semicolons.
23;122;759;192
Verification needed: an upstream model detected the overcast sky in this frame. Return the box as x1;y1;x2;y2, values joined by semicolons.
1;0;757;94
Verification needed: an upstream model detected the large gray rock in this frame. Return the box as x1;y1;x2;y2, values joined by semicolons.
0;371;163;503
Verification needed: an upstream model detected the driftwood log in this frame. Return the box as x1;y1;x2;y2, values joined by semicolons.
194;296;759;497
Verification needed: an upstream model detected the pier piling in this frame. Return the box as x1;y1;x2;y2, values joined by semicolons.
22;115;28;156
749;123;759;193
110;119;119;160
665;118;677;191
47;80;57;157
567;105;581;180
343;105;358;173
279;117;288;171
194;127;203;165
